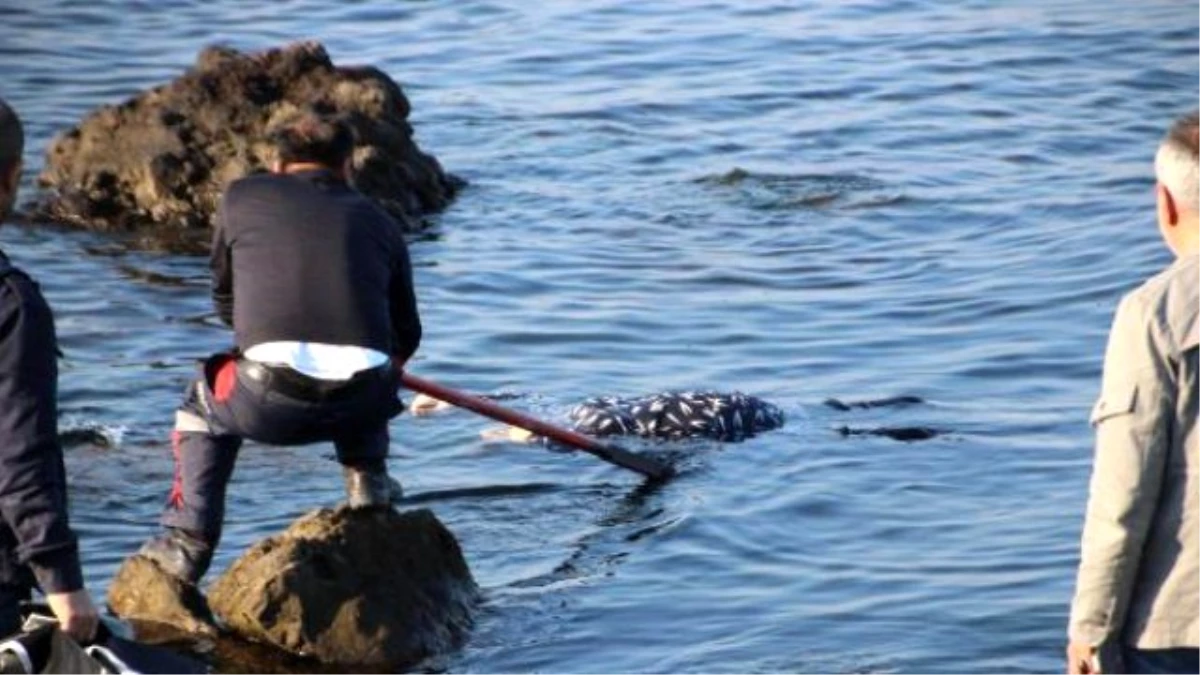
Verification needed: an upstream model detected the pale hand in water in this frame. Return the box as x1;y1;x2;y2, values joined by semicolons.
480;426;537;443
409;393;452;416
408;393;535;441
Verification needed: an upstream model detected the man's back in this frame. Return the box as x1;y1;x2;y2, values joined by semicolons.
212;169;420;359
1073;253;1199;653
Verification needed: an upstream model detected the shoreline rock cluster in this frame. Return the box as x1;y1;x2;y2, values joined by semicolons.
33;41;462;252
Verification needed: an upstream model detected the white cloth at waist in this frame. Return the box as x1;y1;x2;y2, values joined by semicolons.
243;342;390;381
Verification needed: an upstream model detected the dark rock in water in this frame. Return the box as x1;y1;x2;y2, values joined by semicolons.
34;41;462;252
835;425;941;442
106;555;218;637
58;426;116;449
823;395;925;411
207;506;478;670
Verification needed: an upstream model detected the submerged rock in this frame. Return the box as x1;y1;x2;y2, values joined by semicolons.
835;425;941;441
207;506;478;669
34;41;462;252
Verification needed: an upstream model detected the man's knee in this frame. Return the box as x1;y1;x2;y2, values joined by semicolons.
163;426;242;537
174;409;210;434
169;430;241;487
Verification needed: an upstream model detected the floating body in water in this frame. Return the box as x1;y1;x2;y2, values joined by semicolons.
565;391;785;442
412;391;940;443
415;391;785;443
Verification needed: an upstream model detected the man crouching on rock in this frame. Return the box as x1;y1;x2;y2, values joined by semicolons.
137;110;421;585
0;99;100;641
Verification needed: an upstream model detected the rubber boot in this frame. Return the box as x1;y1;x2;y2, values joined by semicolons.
342;465;403;508
136;527;214;585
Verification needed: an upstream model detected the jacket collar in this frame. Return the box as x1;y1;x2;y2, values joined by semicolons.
285;168;347;188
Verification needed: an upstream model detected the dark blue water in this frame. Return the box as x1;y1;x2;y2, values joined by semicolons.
1;1;1197;672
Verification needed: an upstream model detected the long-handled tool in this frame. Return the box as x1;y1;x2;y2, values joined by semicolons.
399;372;675;482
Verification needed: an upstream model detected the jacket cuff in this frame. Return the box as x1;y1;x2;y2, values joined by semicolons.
28;547;84;594
1069;582;1121;647
1068;616;1111;647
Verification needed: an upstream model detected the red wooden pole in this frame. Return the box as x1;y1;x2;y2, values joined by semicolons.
399;372;674;481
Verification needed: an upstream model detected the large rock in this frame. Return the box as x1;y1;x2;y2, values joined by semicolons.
106;554;218;638
207;506;478;669
34;41;461;251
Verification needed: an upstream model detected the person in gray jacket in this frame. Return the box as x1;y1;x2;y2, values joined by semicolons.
1067;111;1199;674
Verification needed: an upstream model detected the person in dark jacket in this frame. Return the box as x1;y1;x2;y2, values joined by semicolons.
0;99;99;641
136;110;422;584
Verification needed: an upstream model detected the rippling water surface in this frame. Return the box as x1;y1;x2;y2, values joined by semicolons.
1;1;1197;672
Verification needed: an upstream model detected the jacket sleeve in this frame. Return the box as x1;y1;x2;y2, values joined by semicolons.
211;191;235;328
388;229;422;366
0;276;84;594
1068;291;1171;646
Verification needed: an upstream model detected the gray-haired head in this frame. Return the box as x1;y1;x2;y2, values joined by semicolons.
1155;110;1199;213
0;98;23;222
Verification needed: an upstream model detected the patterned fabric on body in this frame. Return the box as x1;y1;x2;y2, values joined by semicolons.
568;391;784;442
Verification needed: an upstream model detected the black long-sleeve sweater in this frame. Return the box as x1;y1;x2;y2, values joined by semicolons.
211;169;422;363
0;250;83;595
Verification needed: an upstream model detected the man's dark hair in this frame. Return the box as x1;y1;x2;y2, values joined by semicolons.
0;98;23;177
269;110;354;168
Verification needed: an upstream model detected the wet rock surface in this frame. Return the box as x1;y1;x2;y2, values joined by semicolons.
207;506;478;670
106;554;218;638
34;41;461;252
